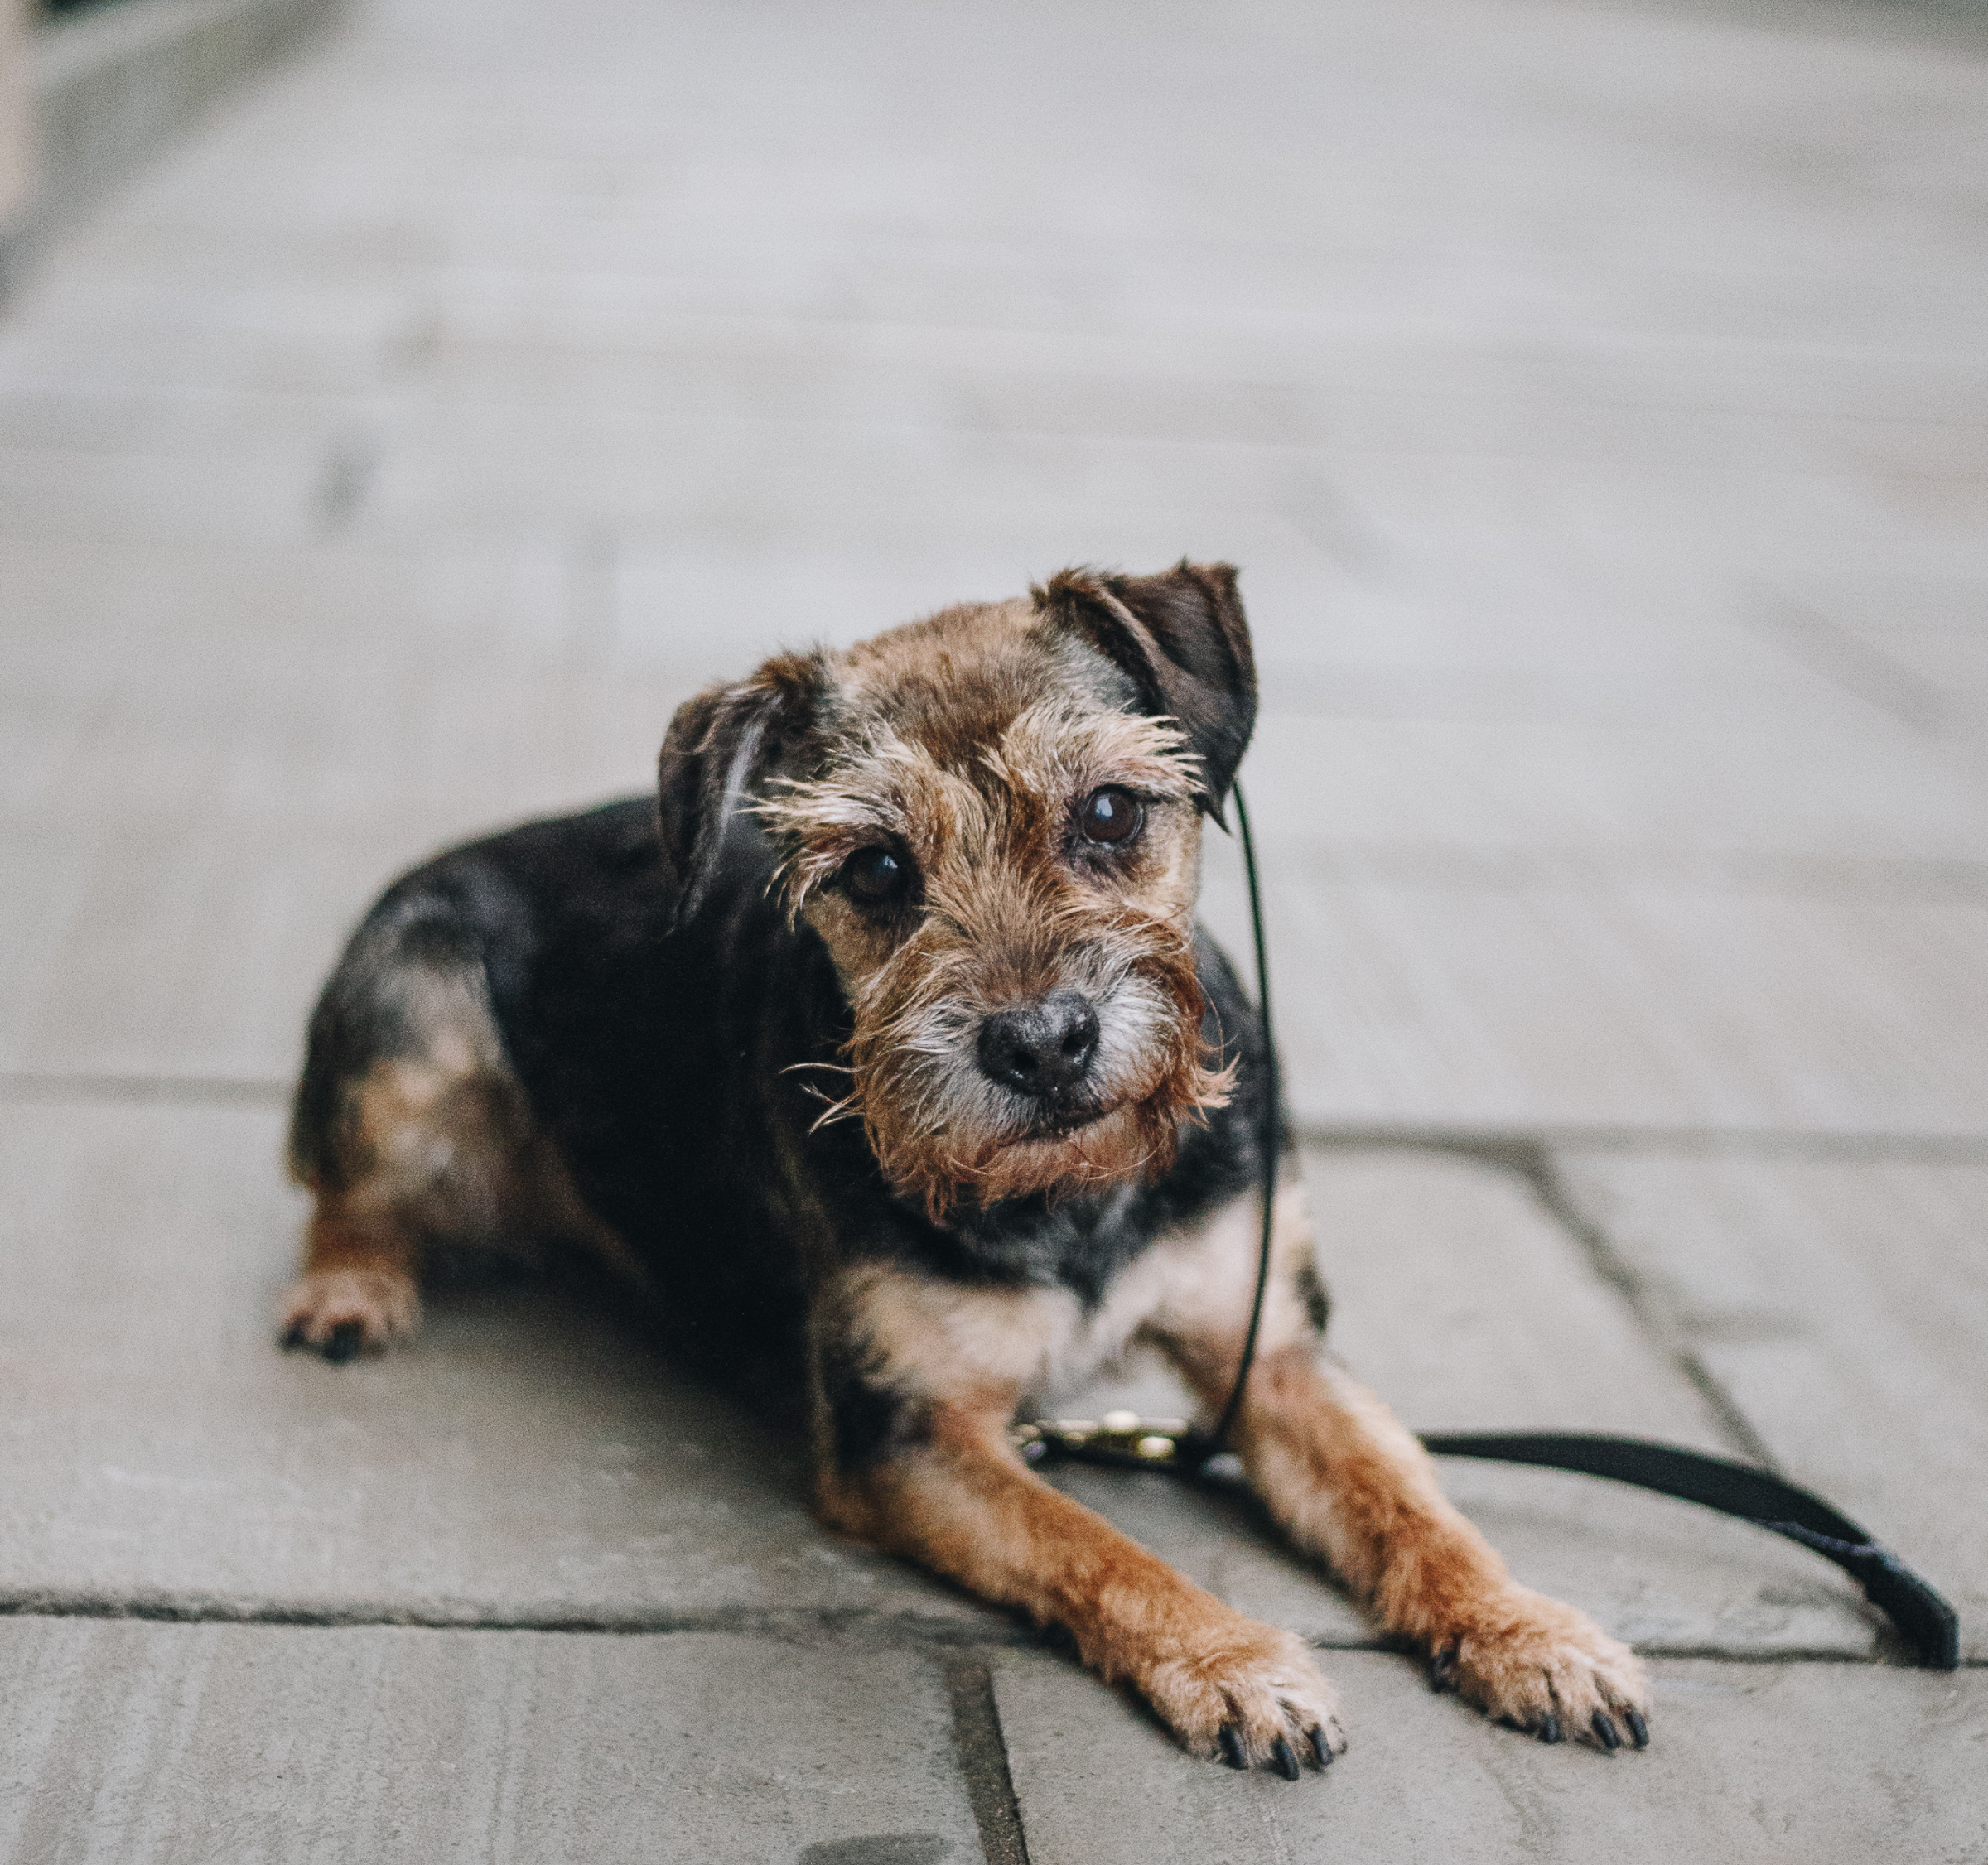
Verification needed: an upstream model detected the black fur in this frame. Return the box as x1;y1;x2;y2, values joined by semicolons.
293;793;1284;1445
816;1325;934;1470
1295;1258;1332;1337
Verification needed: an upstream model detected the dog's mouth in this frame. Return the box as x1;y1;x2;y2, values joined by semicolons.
1009;1097;1117;1143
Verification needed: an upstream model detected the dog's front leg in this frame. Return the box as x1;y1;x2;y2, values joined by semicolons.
1185;1337;1651;1750
819;1395;1344;1772
1149;1188;1651;1751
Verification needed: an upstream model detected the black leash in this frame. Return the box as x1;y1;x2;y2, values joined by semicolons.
1416;1433;1958;1670
1015;781;1960;1671
1207;779;1279;1455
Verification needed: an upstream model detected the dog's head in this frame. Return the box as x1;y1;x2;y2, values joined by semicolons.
657;561;1257;1219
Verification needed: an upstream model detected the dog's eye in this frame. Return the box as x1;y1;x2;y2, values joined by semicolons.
1078;787;1143;846
842;846;910;905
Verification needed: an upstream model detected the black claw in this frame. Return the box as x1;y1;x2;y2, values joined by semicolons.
1591;1711;1620;1752
1271;1735;1300;1781
280;1321;306;1350
1625;1708;1649;1749
1308;1726;1334;1768
1219;1725;1247;1770
323;1322;364;1365
1539;1713;1561;1745
1429;1646;1457;1693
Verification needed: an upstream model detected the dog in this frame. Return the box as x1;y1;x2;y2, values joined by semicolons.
281;561;1650;1774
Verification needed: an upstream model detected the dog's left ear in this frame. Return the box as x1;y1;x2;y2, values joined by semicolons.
656;653;828;926
1035;560;1257;819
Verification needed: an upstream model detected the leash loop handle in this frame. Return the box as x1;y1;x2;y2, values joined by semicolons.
1418;1431;1959;1670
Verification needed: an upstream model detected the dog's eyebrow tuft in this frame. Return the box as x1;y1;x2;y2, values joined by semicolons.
982;700;1202;804
752;725;998;915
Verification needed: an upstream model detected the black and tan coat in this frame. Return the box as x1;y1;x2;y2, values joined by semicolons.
283;562;1650;1774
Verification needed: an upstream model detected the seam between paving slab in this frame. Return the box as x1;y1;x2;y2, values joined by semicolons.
9;1072;1988;1162
943;1656;1033;1865
0;1070;292;1106
0;1600;1040;1642
2;1598;1972;1669
1491;1143;1781;1469
1;1605;1974;1670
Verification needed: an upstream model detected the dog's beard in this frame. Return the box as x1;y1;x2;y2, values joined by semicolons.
844;918;1235;1223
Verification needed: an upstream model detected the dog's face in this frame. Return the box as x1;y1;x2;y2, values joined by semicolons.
657;561;1258;1218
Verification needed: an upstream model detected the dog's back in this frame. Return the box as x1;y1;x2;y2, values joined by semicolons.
287;795;813;1374
286;781;1267;1390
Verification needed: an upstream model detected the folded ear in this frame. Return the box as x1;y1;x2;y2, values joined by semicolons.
656;653;828;925
1034;560;1257;818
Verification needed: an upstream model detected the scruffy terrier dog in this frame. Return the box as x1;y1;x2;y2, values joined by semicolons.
282;561;1650;1773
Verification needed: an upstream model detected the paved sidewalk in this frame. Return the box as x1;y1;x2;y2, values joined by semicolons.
3;0;1987;1858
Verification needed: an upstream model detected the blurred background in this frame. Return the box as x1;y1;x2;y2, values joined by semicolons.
3;0;1986;1136
1;0;1985;1856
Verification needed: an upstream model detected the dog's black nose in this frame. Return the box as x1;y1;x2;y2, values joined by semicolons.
977;990;1101;1099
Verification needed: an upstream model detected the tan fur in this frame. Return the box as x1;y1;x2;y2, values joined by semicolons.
813;1185;1349;1763
1151;1202;1651;1743
819;1395;1344;1766
819;1174;1647;1751
823;1180;1316;1414
282;990;637;1355
1219;1347;1648;1732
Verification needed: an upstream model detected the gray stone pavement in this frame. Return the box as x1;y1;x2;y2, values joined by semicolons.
2;0;1987;1857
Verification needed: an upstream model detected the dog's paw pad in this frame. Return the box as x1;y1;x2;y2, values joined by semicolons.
278;1268;420;1359
1144;1620;1346;1778
1436;1587;1650;1750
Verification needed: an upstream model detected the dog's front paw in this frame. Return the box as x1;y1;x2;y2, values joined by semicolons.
1429;1585;1649;1750
1137;1615;1347;1778
278;1267;420;1361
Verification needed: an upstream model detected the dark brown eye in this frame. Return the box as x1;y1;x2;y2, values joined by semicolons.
842;846;910;904
1078;787;1143;846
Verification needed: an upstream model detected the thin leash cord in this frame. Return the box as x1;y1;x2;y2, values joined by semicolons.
1207;781;1276;1454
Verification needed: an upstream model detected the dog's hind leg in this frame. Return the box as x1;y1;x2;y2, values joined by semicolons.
282;890;538;1361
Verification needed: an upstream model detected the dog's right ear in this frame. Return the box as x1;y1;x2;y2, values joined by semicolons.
656;653;828;926
1034;561;1257;821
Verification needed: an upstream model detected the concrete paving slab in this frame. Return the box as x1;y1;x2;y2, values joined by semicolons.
2;0;1986;1853
1551;1153;1988;1659
1233;858;1988;1136
1044;1149;1878;1657
1242;708;1988;864
0;534;572;661
610;512;1339;670
0;1098;983;1630
0;639;683;826
0;437;341;545
11;759;1988;1133
993;1648;1988;1865
0;1109;1877;1660
0;811;503;1083
0;1620;982;1865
